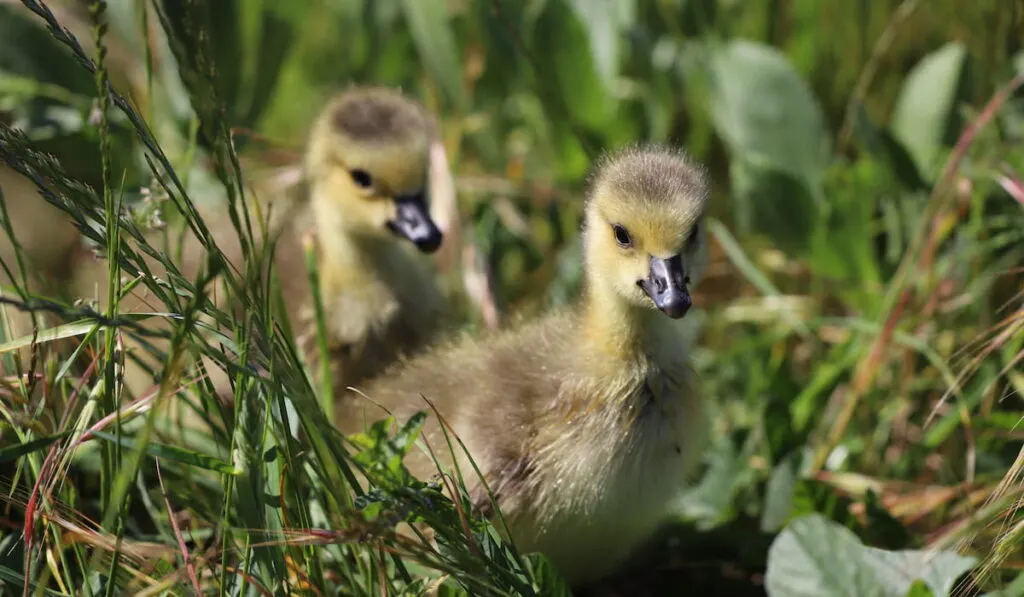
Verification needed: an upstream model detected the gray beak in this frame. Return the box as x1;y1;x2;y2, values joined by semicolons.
386;192;443;253
639;254;691;319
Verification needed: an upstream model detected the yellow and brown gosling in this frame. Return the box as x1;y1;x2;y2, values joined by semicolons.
268;85;452;398
64;86;453;420
342;144;712;585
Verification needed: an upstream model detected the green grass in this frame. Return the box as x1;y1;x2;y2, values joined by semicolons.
0;0;1022;595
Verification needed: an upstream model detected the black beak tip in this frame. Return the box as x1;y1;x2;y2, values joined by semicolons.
639;253;693;319
658;295;692;319
414;231;443;253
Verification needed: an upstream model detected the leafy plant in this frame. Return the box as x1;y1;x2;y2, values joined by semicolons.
765;514;976;597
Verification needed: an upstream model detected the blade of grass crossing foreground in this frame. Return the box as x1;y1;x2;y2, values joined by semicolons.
84;2;131;593
303;235;335;419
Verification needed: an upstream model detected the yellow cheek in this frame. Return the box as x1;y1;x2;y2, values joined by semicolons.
615;253;650;287
365;201;396;227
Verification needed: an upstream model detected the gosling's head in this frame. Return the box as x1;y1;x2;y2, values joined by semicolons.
305;86;442;253
583;145;710;319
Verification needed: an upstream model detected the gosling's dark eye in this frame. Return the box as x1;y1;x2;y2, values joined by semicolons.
350;169;373;189
612;224;632;248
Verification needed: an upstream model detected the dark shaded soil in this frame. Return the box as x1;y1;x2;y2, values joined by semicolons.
575;518;772;596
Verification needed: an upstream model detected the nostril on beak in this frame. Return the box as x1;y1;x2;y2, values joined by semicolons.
641;254;693;319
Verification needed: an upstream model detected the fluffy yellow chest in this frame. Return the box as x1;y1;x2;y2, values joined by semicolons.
514;364;706;584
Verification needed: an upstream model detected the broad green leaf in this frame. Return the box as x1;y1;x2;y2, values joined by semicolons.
705;40;829;255
731;159;818;256
850;102;927;192
860;545;976;597
876;130;928;192
766;513;891;597
706;39;830;185
0;431;71;462
90;431;241;475
890;42;968;180
765;514;977;597
565;0;635;92
533;0;616;133
761;452;800;533
400;0;465;109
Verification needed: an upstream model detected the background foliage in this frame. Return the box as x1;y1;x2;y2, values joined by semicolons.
0;0;1022;595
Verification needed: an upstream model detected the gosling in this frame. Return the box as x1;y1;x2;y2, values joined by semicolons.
343;144;711;585
65;86;452;408
269;85;451;395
